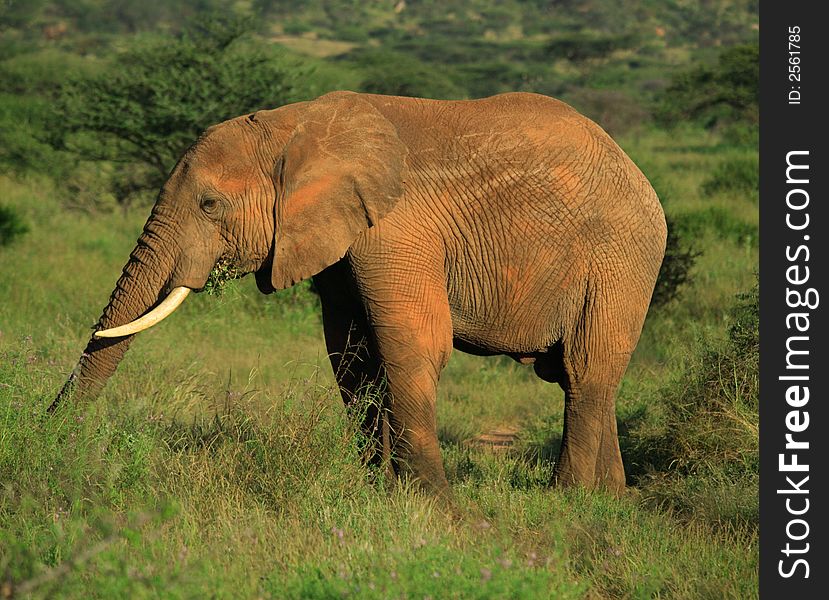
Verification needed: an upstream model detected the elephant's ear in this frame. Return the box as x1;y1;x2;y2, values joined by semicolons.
267;93;408;290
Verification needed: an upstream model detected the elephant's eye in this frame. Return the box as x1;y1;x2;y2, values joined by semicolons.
200;196;220;212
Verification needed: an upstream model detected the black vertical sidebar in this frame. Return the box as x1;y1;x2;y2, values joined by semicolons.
760;2;828;597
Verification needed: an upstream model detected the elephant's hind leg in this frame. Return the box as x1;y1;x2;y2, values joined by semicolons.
555;356;629;493
553;278;650;494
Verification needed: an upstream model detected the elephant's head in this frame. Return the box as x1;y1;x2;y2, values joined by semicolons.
50;92;407;410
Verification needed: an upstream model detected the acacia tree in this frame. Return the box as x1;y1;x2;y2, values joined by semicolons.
657;43;759;134
53;17;310;201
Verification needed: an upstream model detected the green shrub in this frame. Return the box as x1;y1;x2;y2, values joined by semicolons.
657;0;759;48
0;0;48;31
651;216;700;308
545;32;638;63
3;0;239;35
701;156;758;201
632;278;759;527
419;18;487;38
53;16;310;198
282;20;313;35
0;49;97;176
252;0;310;18
565;88;651;136
333;24;371;43
348;48;467;99
656;43;758;133
455;60;540;98
673;206;756;245
0;204;28;246
0;94;61;174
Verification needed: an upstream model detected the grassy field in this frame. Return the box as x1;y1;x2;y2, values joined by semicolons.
0;120;758;598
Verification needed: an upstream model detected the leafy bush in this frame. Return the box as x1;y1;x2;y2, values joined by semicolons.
0;0;48;31
1;0;239;35
53;17;310;199
658;0;758;48
0;49;97;176
0;94;60;174
0;204;28;246
632;279;759;527
348;48;467;99
332;24;371;43
565;88;651;136
651;216;700;308
282;20;313;35
673;207;756;246
455;60;543;98
545;32;638;63
418;18;487;38
701;156;758;201
656;43;758;134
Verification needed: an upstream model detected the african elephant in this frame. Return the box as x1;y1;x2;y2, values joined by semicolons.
51;91;666;497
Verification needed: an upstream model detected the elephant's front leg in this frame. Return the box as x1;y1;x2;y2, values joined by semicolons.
377;332;452;498
348;230;454;499
314;262;392;479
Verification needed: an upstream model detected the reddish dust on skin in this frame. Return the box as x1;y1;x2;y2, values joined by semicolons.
291;175;338;209
470;426;520;450
550;165;583;193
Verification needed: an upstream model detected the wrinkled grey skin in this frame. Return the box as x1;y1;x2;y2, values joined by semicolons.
52;91;667;498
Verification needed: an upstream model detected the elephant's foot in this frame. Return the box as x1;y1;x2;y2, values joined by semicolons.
393;429;453;500
553;437;625;494
593;411;626;495
553;462;625;495
552;449;594;489
554;360;629;494
592;457;626;496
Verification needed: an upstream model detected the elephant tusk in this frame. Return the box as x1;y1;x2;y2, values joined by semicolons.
93;287;191;338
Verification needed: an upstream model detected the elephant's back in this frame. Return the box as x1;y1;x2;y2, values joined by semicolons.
363;91;662;227
362;92;591;157
374;92;664;249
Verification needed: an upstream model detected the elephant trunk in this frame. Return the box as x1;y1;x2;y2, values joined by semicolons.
49;219;181;411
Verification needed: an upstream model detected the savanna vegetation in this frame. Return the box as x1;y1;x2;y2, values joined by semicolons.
1;1;758;597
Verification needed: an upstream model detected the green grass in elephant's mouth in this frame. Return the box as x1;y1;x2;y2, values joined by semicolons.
204;256;243;295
